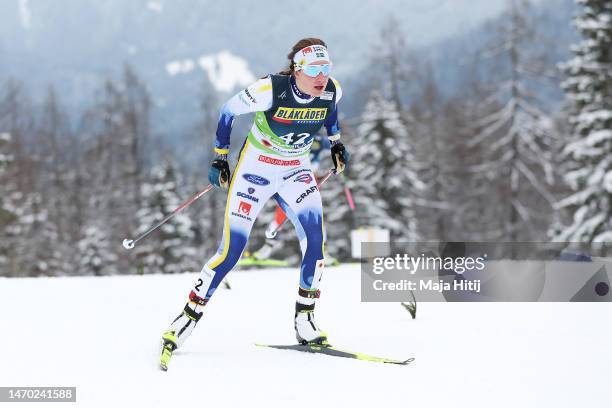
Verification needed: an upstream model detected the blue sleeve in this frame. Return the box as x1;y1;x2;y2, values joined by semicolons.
320;135;331;149
215;103;234;153
324;103;341;136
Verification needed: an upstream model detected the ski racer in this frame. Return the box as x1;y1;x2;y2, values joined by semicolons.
159;38;349;370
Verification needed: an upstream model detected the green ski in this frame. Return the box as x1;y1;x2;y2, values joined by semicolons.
236;257;289;268
255;342;414;365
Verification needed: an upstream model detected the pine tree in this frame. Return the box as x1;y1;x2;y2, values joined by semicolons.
410;65;458;241
352;91;422;241
135;158;197;274
78;223;118;276
0;132;16;273
468;0;559;242
320;133;355;260
555;0;612;245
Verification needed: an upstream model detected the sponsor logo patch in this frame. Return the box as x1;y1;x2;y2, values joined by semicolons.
238;201;252;216
231;200;253;221
248;187;255;194
283;168;310;181
244;88;257;104
296;186;318;203
258;155;300;166
272;107;327;124
320;91;334;101
237;192;259;203
243;173;270;186
294;173;313;184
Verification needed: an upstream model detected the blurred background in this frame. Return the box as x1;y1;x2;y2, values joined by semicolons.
0;0;610;276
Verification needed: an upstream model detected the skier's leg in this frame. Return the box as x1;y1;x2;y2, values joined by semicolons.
275;168;327;343
164;145;274;350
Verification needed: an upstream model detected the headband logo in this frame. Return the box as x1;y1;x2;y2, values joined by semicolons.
302;47;313;54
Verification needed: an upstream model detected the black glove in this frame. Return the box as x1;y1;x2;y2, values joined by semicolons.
331;142;350;174
208;157;230;189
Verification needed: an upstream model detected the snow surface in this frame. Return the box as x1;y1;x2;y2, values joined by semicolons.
0;264;611;408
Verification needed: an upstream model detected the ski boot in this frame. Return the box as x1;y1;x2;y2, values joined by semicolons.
294;288;328;345
159;293;206;371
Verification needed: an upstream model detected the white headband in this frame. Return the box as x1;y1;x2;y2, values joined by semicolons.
293;45;331;68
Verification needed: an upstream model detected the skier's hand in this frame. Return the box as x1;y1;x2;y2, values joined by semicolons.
331;142;350;174
209;157;231;189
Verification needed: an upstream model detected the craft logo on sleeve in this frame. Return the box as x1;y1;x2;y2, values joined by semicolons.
244;88;257;104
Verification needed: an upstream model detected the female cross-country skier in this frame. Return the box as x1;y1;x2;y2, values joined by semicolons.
160;38;349;370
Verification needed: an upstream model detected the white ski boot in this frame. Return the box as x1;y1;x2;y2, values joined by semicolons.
294;288;327;345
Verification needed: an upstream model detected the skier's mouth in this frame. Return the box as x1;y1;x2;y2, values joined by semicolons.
314;85;324;91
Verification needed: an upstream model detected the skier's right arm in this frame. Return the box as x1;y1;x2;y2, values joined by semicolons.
209;77;273;189
213;76;273;155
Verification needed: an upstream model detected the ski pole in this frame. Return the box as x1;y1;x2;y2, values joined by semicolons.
271;168;336;236
122;184;214;250
340;174;355;210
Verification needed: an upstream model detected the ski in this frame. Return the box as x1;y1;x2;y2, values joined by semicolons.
159;342;174;371
159;330;178;371
237;257;289;268
255;342;414;365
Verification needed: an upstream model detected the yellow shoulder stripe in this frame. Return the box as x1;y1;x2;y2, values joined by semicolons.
256;84;272;93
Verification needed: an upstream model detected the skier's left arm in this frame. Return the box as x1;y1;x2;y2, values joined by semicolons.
324;78;349;174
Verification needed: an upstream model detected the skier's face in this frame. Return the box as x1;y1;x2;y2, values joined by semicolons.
294;60;330;97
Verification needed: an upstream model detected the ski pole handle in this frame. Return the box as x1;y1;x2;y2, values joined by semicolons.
122;183;214;250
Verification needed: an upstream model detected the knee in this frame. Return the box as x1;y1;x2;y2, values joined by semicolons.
210;229;248;274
